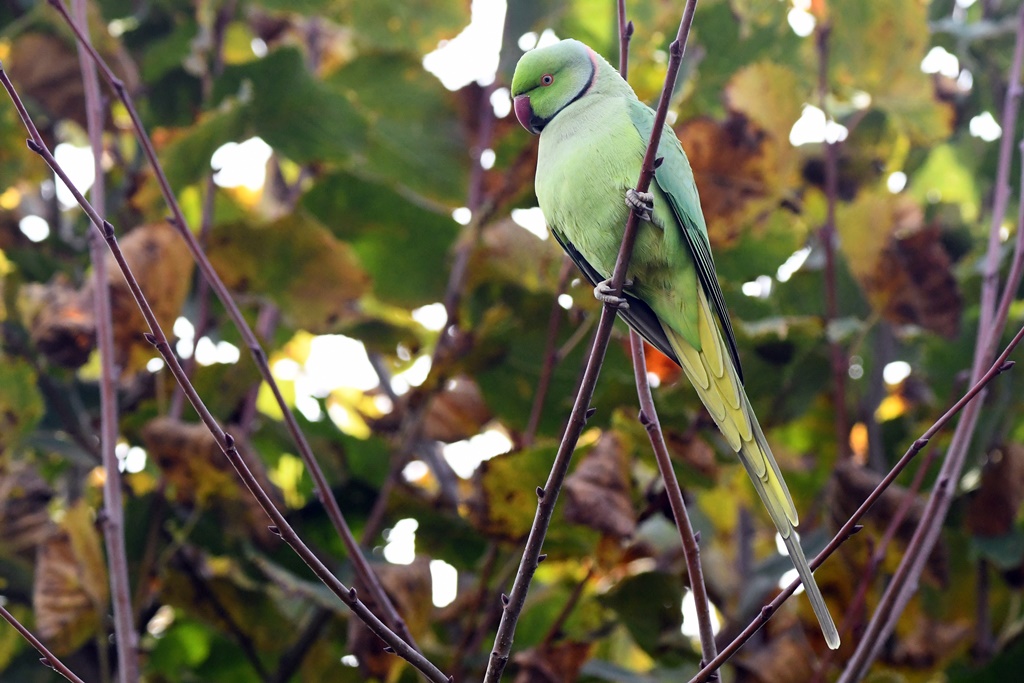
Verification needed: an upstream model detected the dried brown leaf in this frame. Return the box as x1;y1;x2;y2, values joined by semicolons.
838;193;961;337
96;221;195;373
564;433;636;540
830;460;946;583
422;376;492;443
7;34;88;130
33;501;108;655
348;557;432;681
665;431;719;479
0;461;54;555
141;417;282;545
734;630;816;683
678;116;774;247
512;640;592;683
967;444;1024;538
22;278;95;368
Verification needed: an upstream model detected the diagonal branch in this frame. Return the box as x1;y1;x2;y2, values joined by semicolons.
837;6;1024;680
44;0;418;654
0;63;449;683
632;332;719;670
689;324;1024;683
616;0;716;670
0;604;87;683
483;3;700;680
524;258;574;446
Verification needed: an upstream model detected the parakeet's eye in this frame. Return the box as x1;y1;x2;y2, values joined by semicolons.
541;74;554;86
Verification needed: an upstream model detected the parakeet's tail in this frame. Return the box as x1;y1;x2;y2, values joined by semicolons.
665;289;841;650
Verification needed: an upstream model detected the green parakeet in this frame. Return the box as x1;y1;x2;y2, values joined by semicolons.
511;39;840;650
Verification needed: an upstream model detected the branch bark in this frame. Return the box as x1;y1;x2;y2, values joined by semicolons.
484;3;700;679
0;61;450;683
837;6;1024;679
44;0;418;652
70;0;138;679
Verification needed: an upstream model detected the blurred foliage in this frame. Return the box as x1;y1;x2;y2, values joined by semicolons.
1;0;1024;681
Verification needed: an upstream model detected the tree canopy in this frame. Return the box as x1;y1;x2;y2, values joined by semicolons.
2;0;1024;681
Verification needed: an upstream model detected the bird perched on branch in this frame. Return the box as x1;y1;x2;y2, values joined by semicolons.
511;38;840;650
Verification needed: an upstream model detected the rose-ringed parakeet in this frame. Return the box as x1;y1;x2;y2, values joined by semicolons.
511;39;840;650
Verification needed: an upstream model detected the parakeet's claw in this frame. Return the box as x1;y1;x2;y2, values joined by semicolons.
594;278;632;309
625;189;654;221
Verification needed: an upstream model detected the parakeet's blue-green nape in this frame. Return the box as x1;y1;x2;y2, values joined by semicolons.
512;39;840;650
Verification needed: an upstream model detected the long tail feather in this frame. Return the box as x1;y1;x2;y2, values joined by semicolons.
665;289;840;649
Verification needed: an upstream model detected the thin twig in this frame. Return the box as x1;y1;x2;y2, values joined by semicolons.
0;604;87;683
838;8;1024;678
524;258;574;446
616;0;715;669
689;325;1024;683
810;443;940;683
815;22;850;460
484;4;700;680
44;0;418;653
71;0;138;679
540;564;594;645
361;81;499;546
633;332;719;671
449;544;501;682
617;0;633;78
0;65;449;683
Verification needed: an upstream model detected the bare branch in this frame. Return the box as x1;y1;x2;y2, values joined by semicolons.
0;604;87;683
838;6;1024;679
43;0;418;652
632;332;719;672
690;324;1024;683
71;0;138;678
815;22;850;460
0;62;450;683
484;3;701;679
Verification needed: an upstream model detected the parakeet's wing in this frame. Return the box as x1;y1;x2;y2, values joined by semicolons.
628;102;744;382
549;227;680;365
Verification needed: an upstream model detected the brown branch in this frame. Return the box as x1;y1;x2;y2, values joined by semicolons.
0;63;449;683
838;7;1024;678
689;324;1024;683
483;3;701;680
71;0;138;679
616;1;715;670
632;333;719;671
361;81;499;546
815;22;850;460
0;604;87;683
524;258;574;446
44;0;418;654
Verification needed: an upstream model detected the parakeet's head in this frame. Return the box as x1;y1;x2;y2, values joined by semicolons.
510;39;598;134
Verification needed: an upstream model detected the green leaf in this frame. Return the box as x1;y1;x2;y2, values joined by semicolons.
205;211;370;332
340;0;465;54
213;48;367;163
970;534;1024;571
829;0;952;143
139;19;197;83
160;104;248;191
0;357;45;455
301;171;459;306
599;571;685;659
329;52;468;203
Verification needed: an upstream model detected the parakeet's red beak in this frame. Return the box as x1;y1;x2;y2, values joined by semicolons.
514;95;543;135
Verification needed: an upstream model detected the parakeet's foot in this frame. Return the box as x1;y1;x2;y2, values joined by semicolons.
625;189;654;221
594;278;633;309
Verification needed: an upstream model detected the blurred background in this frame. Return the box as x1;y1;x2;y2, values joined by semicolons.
1;0;1023;681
